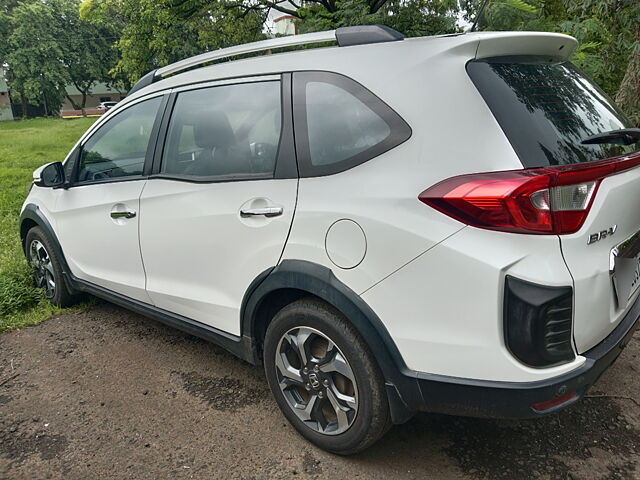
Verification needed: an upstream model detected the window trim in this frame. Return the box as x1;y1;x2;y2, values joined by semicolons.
68;93;169;188
150;74;296;183
292;71;412;178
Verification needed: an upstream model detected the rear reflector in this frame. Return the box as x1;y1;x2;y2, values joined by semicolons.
419;151;640;235
531;391;577;412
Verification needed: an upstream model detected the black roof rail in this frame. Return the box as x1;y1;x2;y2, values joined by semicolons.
336;25;404;47
127;69;158;96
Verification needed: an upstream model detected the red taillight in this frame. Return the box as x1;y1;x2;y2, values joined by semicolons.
419;152;640;235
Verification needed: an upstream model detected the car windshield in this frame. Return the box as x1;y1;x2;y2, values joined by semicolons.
467;56;639;168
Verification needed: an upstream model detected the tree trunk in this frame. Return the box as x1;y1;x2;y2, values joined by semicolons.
615;24;640;126
81;91;87;116
20;94;27;119
65;95;81;111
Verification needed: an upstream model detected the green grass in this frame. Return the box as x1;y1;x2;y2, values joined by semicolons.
0;117;97;332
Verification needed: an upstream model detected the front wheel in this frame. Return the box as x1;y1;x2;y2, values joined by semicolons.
25;226;77;307
264;298;390;454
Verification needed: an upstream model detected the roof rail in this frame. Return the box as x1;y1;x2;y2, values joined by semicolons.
156;29;336;79
128;25;403;96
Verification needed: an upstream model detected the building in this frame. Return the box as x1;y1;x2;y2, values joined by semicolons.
268;1;299;36
0;67;126;119
0;69;14;121
61;82;126;115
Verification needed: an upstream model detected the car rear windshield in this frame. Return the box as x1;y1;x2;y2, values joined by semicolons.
467;56;639;168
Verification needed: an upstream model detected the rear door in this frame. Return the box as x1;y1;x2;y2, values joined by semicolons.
139;75;297;335
468;57;640;353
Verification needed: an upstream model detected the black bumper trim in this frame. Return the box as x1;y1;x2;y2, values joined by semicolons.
395;293;640;419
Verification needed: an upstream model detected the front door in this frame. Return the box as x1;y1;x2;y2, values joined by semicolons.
139;78;297;335
54;95;164;302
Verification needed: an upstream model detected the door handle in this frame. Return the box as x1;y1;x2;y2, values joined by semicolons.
110;210;137;219
240;206;283;218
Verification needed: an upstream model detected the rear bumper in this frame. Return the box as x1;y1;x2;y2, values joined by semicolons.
393;292;640;420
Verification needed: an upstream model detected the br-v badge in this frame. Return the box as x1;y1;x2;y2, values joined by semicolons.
588;225;617;245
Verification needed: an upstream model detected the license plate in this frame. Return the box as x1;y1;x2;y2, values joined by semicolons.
612;231;640;305
629;255;640;299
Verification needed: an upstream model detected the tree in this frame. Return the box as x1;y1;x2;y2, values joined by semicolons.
294;0;460;35
615;24;639;125
568;0;640;125
0;1;22;72
55;0;117;111
82;0;266;85
3;0;119;117
6;1;69;116
171;0;461;36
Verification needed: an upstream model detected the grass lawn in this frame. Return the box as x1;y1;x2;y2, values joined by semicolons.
0;117;97;332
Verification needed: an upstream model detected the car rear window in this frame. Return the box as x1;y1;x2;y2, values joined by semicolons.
467;56;639;168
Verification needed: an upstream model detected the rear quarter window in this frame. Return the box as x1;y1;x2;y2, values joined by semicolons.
467;56;639;168
293;71;411;177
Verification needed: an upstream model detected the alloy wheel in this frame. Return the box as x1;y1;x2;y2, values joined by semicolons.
275;326;358;435
29;239;56;299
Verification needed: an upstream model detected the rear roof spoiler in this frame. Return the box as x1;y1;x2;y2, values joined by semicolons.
474;32;578;61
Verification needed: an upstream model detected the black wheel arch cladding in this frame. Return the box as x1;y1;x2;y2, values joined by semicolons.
241;260;423;419
20;204;78;295
242;260;405;371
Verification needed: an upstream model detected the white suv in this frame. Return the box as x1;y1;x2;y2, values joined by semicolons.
20;25;640;454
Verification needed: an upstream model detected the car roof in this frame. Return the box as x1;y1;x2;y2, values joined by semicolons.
122;29;576;104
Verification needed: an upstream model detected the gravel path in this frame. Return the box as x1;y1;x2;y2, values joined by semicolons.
0;303;638;480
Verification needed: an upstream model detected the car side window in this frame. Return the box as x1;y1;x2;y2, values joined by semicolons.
161;81;282;180
77;97;162;183
307;82;390;166
293;71;411;177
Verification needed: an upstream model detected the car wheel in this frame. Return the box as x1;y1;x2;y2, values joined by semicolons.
25;226;76;307
264;298;391;454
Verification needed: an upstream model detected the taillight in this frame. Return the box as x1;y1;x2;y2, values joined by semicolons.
419;152;640;235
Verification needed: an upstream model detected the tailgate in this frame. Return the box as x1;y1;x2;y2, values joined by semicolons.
467;49;640;354
561;165;640;352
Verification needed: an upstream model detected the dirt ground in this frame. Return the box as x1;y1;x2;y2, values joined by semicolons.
0;303;638;480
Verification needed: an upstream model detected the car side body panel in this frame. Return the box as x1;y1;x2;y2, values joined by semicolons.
361;227;581;382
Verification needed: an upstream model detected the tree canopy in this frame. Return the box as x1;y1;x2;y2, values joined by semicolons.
0;0;637;122
3;0;118;115
80;0;266;84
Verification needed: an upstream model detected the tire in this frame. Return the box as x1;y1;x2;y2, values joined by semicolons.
264;298;391;455
25;226;77;308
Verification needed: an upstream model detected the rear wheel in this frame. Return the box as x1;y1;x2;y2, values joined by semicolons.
25;227;77;307
264;298;390;454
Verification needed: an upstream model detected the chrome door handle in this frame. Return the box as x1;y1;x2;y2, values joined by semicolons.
110;210;137;219
240;206;283;218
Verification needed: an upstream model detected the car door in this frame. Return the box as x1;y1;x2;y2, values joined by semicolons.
139;75;298;335
53;94;166;302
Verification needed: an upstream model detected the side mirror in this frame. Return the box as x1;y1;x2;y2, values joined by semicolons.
33;162;65;188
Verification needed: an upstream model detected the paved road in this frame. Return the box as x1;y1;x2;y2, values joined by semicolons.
0;303;638;480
